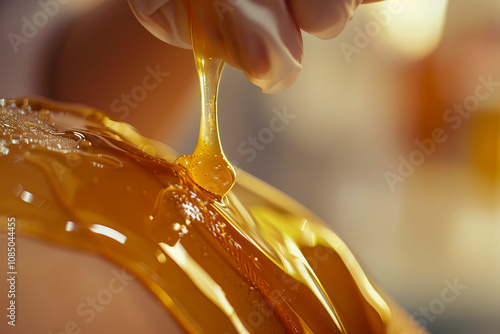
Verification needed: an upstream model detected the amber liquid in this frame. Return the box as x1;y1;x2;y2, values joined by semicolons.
0;19;422;333
175;17;235;198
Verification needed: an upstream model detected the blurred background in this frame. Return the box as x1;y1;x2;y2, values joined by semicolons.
1;0;500;333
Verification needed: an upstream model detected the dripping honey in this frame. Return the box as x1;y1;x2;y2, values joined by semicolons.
175;17;236;199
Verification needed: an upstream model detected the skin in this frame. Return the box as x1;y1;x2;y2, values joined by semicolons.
0;235;183;334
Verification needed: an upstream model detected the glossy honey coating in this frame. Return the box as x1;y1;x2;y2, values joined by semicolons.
0;97;424;333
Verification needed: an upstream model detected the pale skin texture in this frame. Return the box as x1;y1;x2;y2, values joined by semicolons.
0;236;183;334
3;0;424;333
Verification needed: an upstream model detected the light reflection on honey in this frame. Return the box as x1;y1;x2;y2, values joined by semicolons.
0;96;417;333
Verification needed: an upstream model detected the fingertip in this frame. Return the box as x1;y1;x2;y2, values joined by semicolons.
128;0;191;49
246;58;303;94
290;0;361;40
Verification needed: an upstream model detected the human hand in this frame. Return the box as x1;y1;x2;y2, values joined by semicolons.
128;0;380;93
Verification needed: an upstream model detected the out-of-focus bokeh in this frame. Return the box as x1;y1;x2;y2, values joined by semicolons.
1;0;499;333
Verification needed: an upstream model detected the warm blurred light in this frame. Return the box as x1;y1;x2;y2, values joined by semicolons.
373;0;448;60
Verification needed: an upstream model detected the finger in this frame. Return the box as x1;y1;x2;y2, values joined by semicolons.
190;0;303;93
289;0;362;39
128;0;191;49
